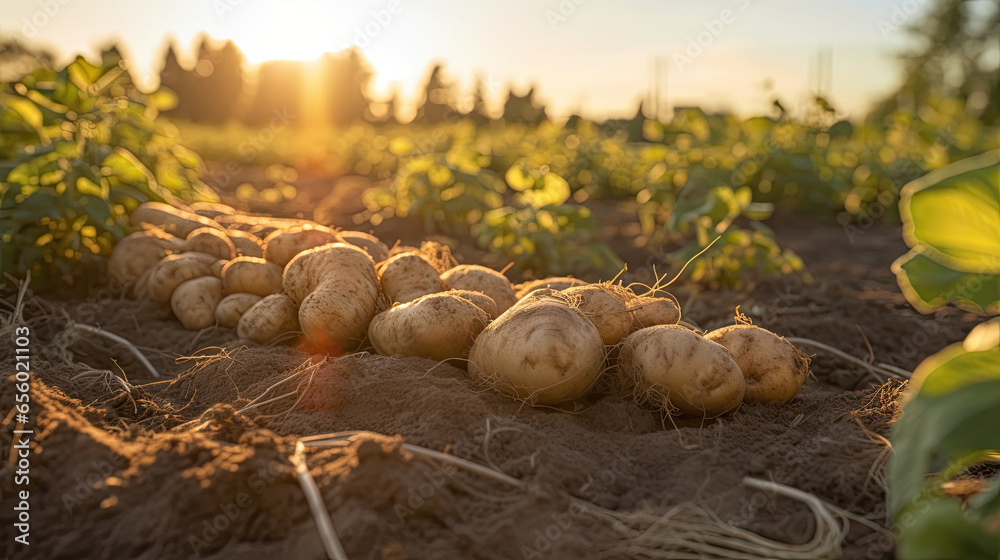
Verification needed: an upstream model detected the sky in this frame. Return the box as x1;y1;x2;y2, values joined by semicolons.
1;0;944;120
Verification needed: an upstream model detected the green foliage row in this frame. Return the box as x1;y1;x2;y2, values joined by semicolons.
0;53;215;288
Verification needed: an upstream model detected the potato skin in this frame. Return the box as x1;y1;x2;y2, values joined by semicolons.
237;293;300;344
189;202;236;219
704;325;810;405
130;202;223;238
441;265;518;317
339;230;389;263
171;276;224;330
185;227;237;260
516;277;587;299
369;293;489;360
222;257;283;297
263;226;341;267
378;253;442;303
619;325;745;417
449;290;498;319
283;243;381;352
468;292;604;405
211;259;228;279
142;252;217;304
627;297;680;330
227;230;264;258
107;228;187;290
215;293;262;328
564;285;632;345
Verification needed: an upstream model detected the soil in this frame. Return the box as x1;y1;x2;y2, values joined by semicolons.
0;206;982;560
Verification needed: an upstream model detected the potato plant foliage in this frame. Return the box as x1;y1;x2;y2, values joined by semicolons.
0;53;214;288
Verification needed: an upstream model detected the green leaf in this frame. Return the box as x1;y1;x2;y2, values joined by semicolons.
896;499;1000;560
892;249;1000;314
900;150;1000;273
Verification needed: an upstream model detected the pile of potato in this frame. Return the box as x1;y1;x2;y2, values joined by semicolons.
111;202;811;417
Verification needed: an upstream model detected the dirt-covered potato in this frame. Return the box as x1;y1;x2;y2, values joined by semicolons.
283;243;381;352
440;265;517;317
563;284;633;345
262;226;341;267
619;325;745;417
627;296;681;330
141;252;217;304
704;325;811;405
171;276;224;330
189;202;237;219
210;259;228;279
449;290;498;319
468;290;604;405
221;257;283;297
215;293;263;328
130;202;223;238
237;293;300;344
226;230;264;258
107;227;187;290
369;293;489;360
516;277;587;299
377;253;442;303
185;227;237;260
339;230;390;263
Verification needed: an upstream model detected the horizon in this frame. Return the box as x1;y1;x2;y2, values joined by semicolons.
0;0;964;120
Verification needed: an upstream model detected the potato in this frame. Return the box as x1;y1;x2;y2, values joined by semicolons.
130;202;223;238
221;257;283;297
171;276;224;330
563;284;633;345
339;230;389;263
237;293;301;345
440;265;517;317
627;296;680;330
142;252;217;304
619;325;745;417
263;226;341;267
283;243;381;353
378;253;442;303
107;227;187;290
449;290;498;319
189;201;236;219
185;227;237;260
369;293;489;360
704;325;810;405
468;290;604;405
516;277;587;299
216;214;318;238
215;293;263;328
226;230;264;258
211;259;228;279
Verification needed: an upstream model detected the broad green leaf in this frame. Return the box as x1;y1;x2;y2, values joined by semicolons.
892;249;1000;314
896;499;1000;560
900;150;1000;273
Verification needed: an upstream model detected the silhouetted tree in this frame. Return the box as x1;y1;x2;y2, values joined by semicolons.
413;64;452;124
502;86;547;125
159;36;243;123
466;75;491;125
626;101;647;142
242;60;303;126
323;49;372;127
0;39;54;82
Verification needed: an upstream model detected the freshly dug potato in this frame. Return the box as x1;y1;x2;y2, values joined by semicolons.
237;293;300;344
627;296;681;330
263;226;341;267
216;214;318;238
107;227;187;289
221;257;283;297
141;252;217;304
130;202;223;238
339;230;389;263
563;284;633;345
171;276;224;330
227;230;264;258
378;253;442;303
215;293;262;328
189;201;236;219
449;290;498;319
704;325;810;405
369;293;489;360
619;325;745;417
468;290;604;405
283;243;381;352
516;277;587;299
185;227;237;260
211;259;228;279
441;265;518;317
